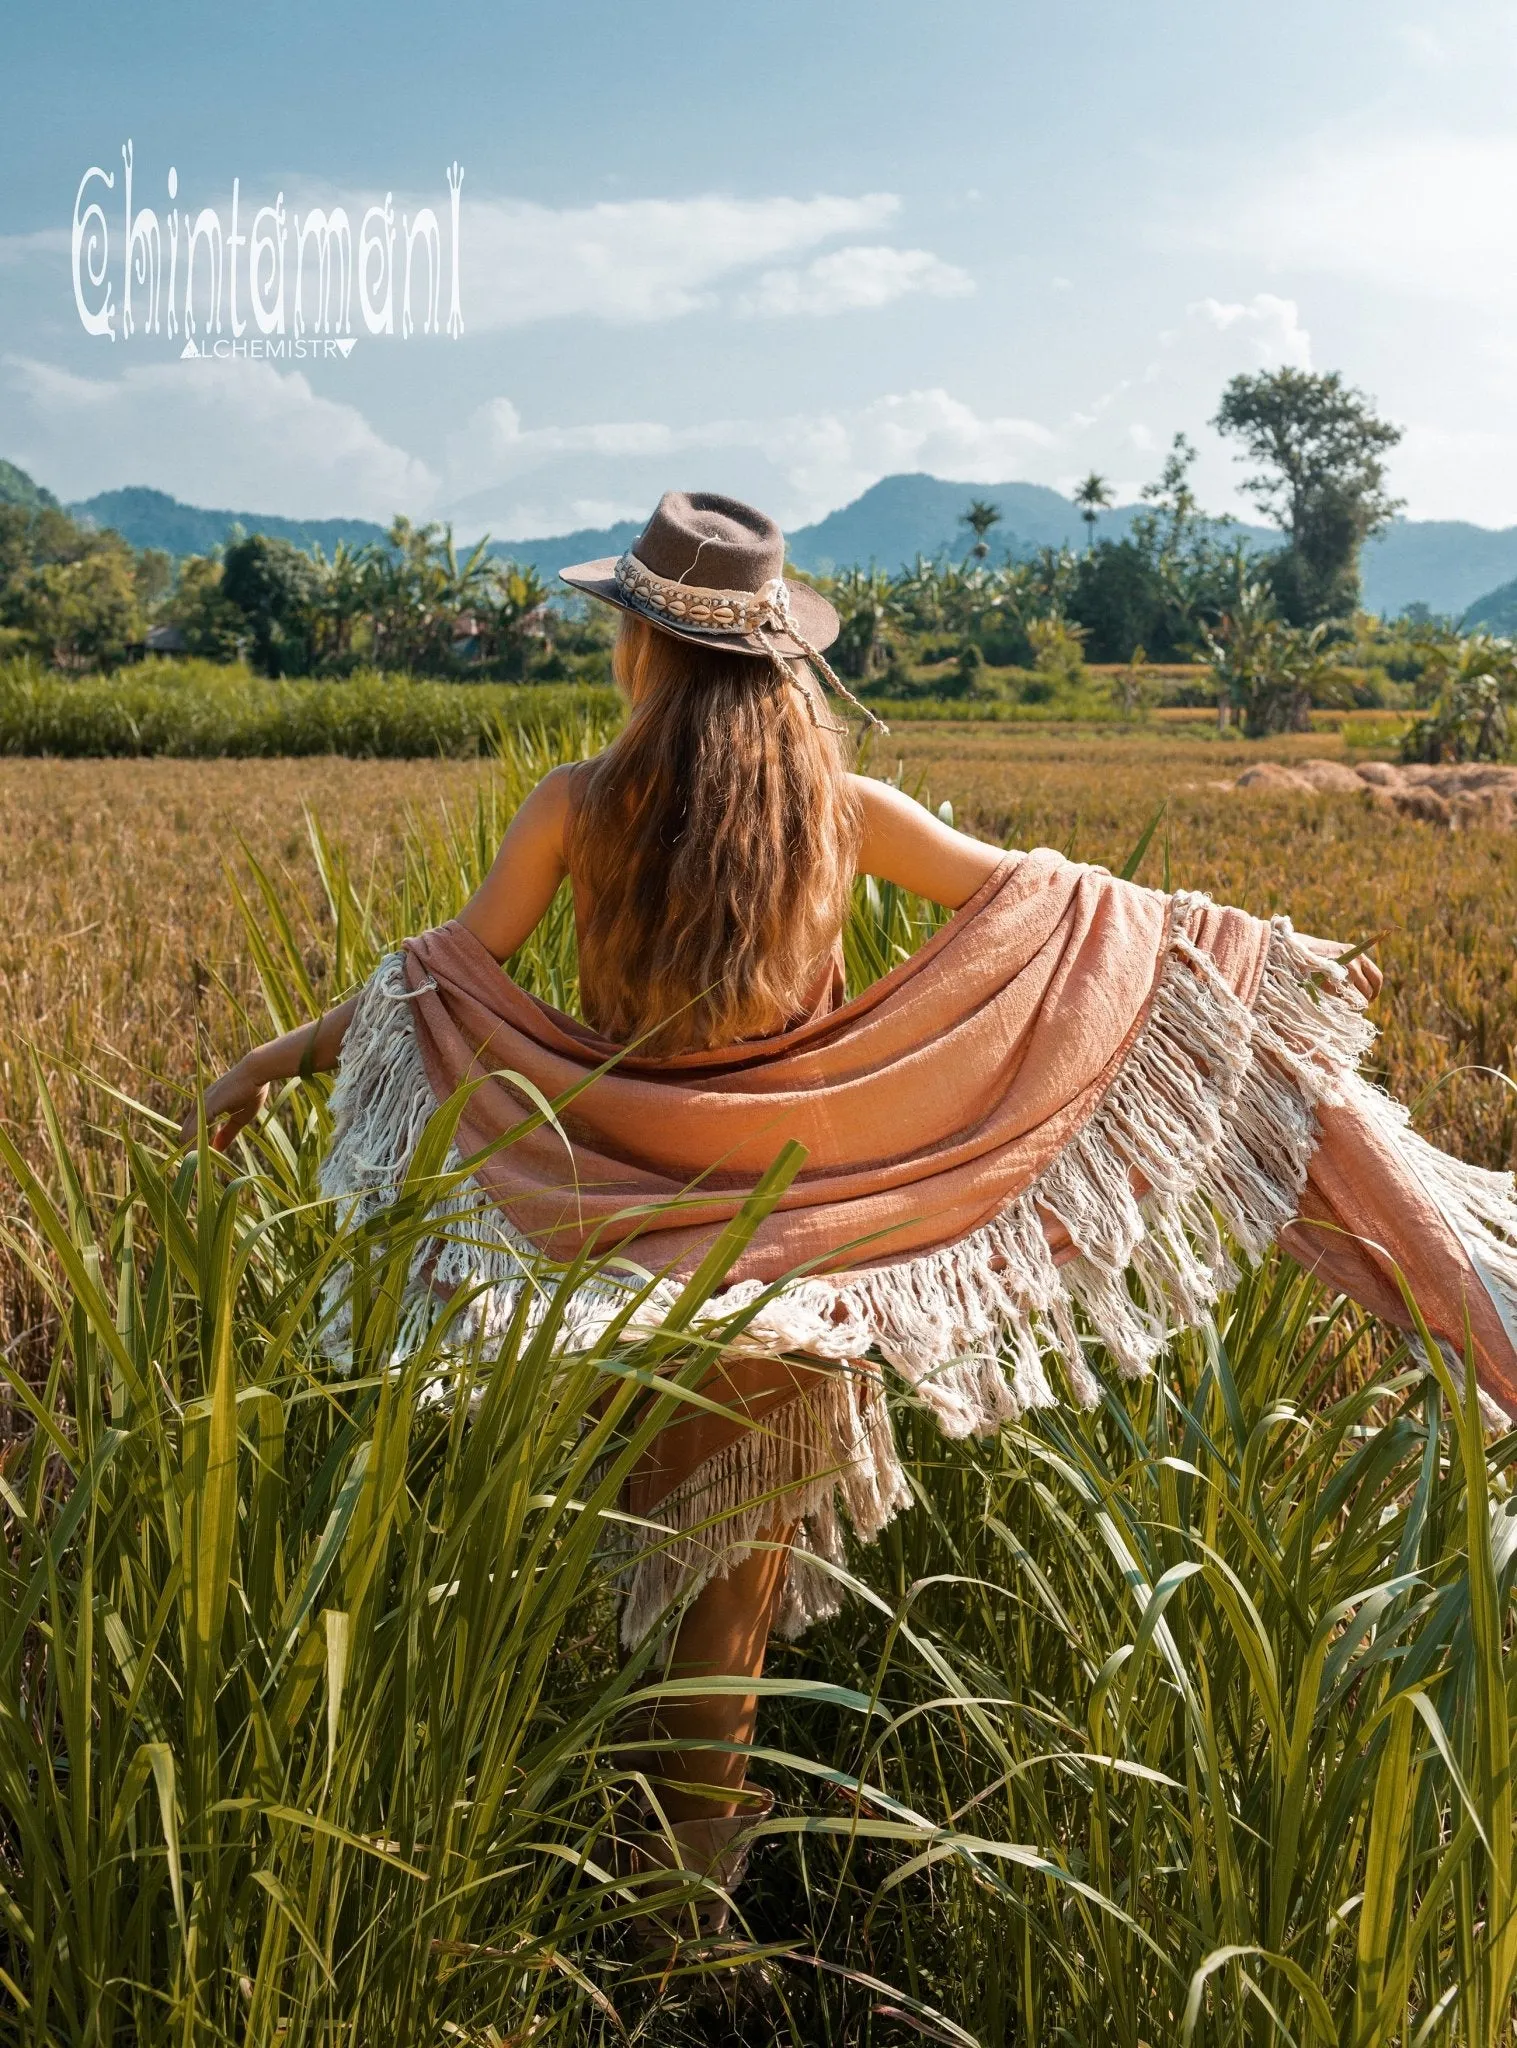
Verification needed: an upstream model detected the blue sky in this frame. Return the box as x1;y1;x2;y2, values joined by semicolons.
2;1;1515;537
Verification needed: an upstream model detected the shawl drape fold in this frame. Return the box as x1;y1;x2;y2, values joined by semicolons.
320;847;1517;1643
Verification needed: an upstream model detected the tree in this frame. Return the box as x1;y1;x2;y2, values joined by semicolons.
1401;633;1517;763
1204;582;1282;734
0;507;144;668
480;560;550;678
959;499;1002;563
1212;368;1403;626
1110;645;1153;720
133;547;174;613
1072;472;1114;549
1138;434;1201;555
829;567;902;680
1200;562;1350;736
164;555;247;663
221;533;322;676
13;550;142;669
1026;614;1087;691
307;541;368;668
1068;539;1183;663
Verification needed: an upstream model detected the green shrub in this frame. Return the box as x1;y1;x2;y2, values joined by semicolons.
0;657;621;758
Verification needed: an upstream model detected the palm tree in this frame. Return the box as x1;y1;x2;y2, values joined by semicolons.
1409;632;1517;762
308;540;366;665
959;499;1002;563
1073;472;1114;549
829;566;902;679
484;559;550;676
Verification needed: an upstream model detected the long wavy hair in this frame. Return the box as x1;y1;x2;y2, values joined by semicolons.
568;612;861;1054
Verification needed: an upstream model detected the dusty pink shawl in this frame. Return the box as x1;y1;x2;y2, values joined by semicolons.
323;847;1517;1641
406;852;1263;1274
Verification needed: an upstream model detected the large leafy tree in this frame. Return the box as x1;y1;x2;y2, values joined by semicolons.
14;550;142;670
165;555;248;663
0;505;144;668
220;533;322;676
1212;368;1402;625
1069;539;1179;662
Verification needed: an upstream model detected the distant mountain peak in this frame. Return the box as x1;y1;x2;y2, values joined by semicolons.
0;459;60;512
10;461;1517;621
66;486;391;559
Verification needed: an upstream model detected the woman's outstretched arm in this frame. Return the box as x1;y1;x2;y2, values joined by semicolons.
852;773;1382;1001
851;773;1007;907
182;767;576;1150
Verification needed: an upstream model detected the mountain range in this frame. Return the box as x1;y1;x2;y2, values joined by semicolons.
9;464;1517;626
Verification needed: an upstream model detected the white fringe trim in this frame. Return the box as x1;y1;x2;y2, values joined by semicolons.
317;896;1517;1643
613;1363;910;1648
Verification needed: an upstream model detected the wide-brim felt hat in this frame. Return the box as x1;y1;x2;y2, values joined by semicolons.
559;489;839;659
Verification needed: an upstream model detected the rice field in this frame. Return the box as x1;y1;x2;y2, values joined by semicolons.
3;718;1517;2045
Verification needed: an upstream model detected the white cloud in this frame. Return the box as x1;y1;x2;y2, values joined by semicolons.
777;389;1055;513
1179;132;1517;309
462;191;901;326
737;245;973;318
1188;293;1312;368
4;354;951;540
7;184;928;331
442;386;1058;537
1150;125;1517;521
0;281;1338;544
3;354;436;518
0;227;70;266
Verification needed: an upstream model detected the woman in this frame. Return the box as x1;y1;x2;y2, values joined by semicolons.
187;490;1517;1933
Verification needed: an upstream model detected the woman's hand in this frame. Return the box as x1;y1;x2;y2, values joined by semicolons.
1342;951;1383;1003
1299;933;1383;1004
177;999;359;1154
178;1054;271;1152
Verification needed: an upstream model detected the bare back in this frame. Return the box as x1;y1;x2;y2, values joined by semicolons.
454;760;1007;1040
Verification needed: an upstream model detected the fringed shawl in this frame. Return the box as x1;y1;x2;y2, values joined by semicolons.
320;848;1517;1642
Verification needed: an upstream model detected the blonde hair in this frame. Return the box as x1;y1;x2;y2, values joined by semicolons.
568;613;860;1054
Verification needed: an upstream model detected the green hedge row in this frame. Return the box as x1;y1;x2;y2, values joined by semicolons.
0;660;622;758
0;657;1170;758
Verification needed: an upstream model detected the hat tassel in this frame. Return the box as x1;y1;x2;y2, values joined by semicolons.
756;579;890;737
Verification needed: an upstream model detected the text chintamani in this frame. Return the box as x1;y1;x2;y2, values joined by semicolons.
71;141;464;348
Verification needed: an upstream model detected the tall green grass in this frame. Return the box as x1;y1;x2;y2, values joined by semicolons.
0;657;1229;759
0;658;619;758
4;726;1517;2043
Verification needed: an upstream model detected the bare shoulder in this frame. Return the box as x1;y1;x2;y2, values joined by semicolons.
847;771;921;822
847;772;949;837
519;760;584;838
537;759;585;806
847;771;1005;908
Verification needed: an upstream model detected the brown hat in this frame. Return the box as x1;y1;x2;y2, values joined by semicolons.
559;489;841;660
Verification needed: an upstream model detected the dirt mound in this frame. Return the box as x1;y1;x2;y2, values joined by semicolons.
1233;758;1517;831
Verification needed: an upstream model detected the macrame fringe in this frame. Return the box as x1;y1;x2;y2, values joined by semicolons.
614;1362;912;1648
318;899;1517;1645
